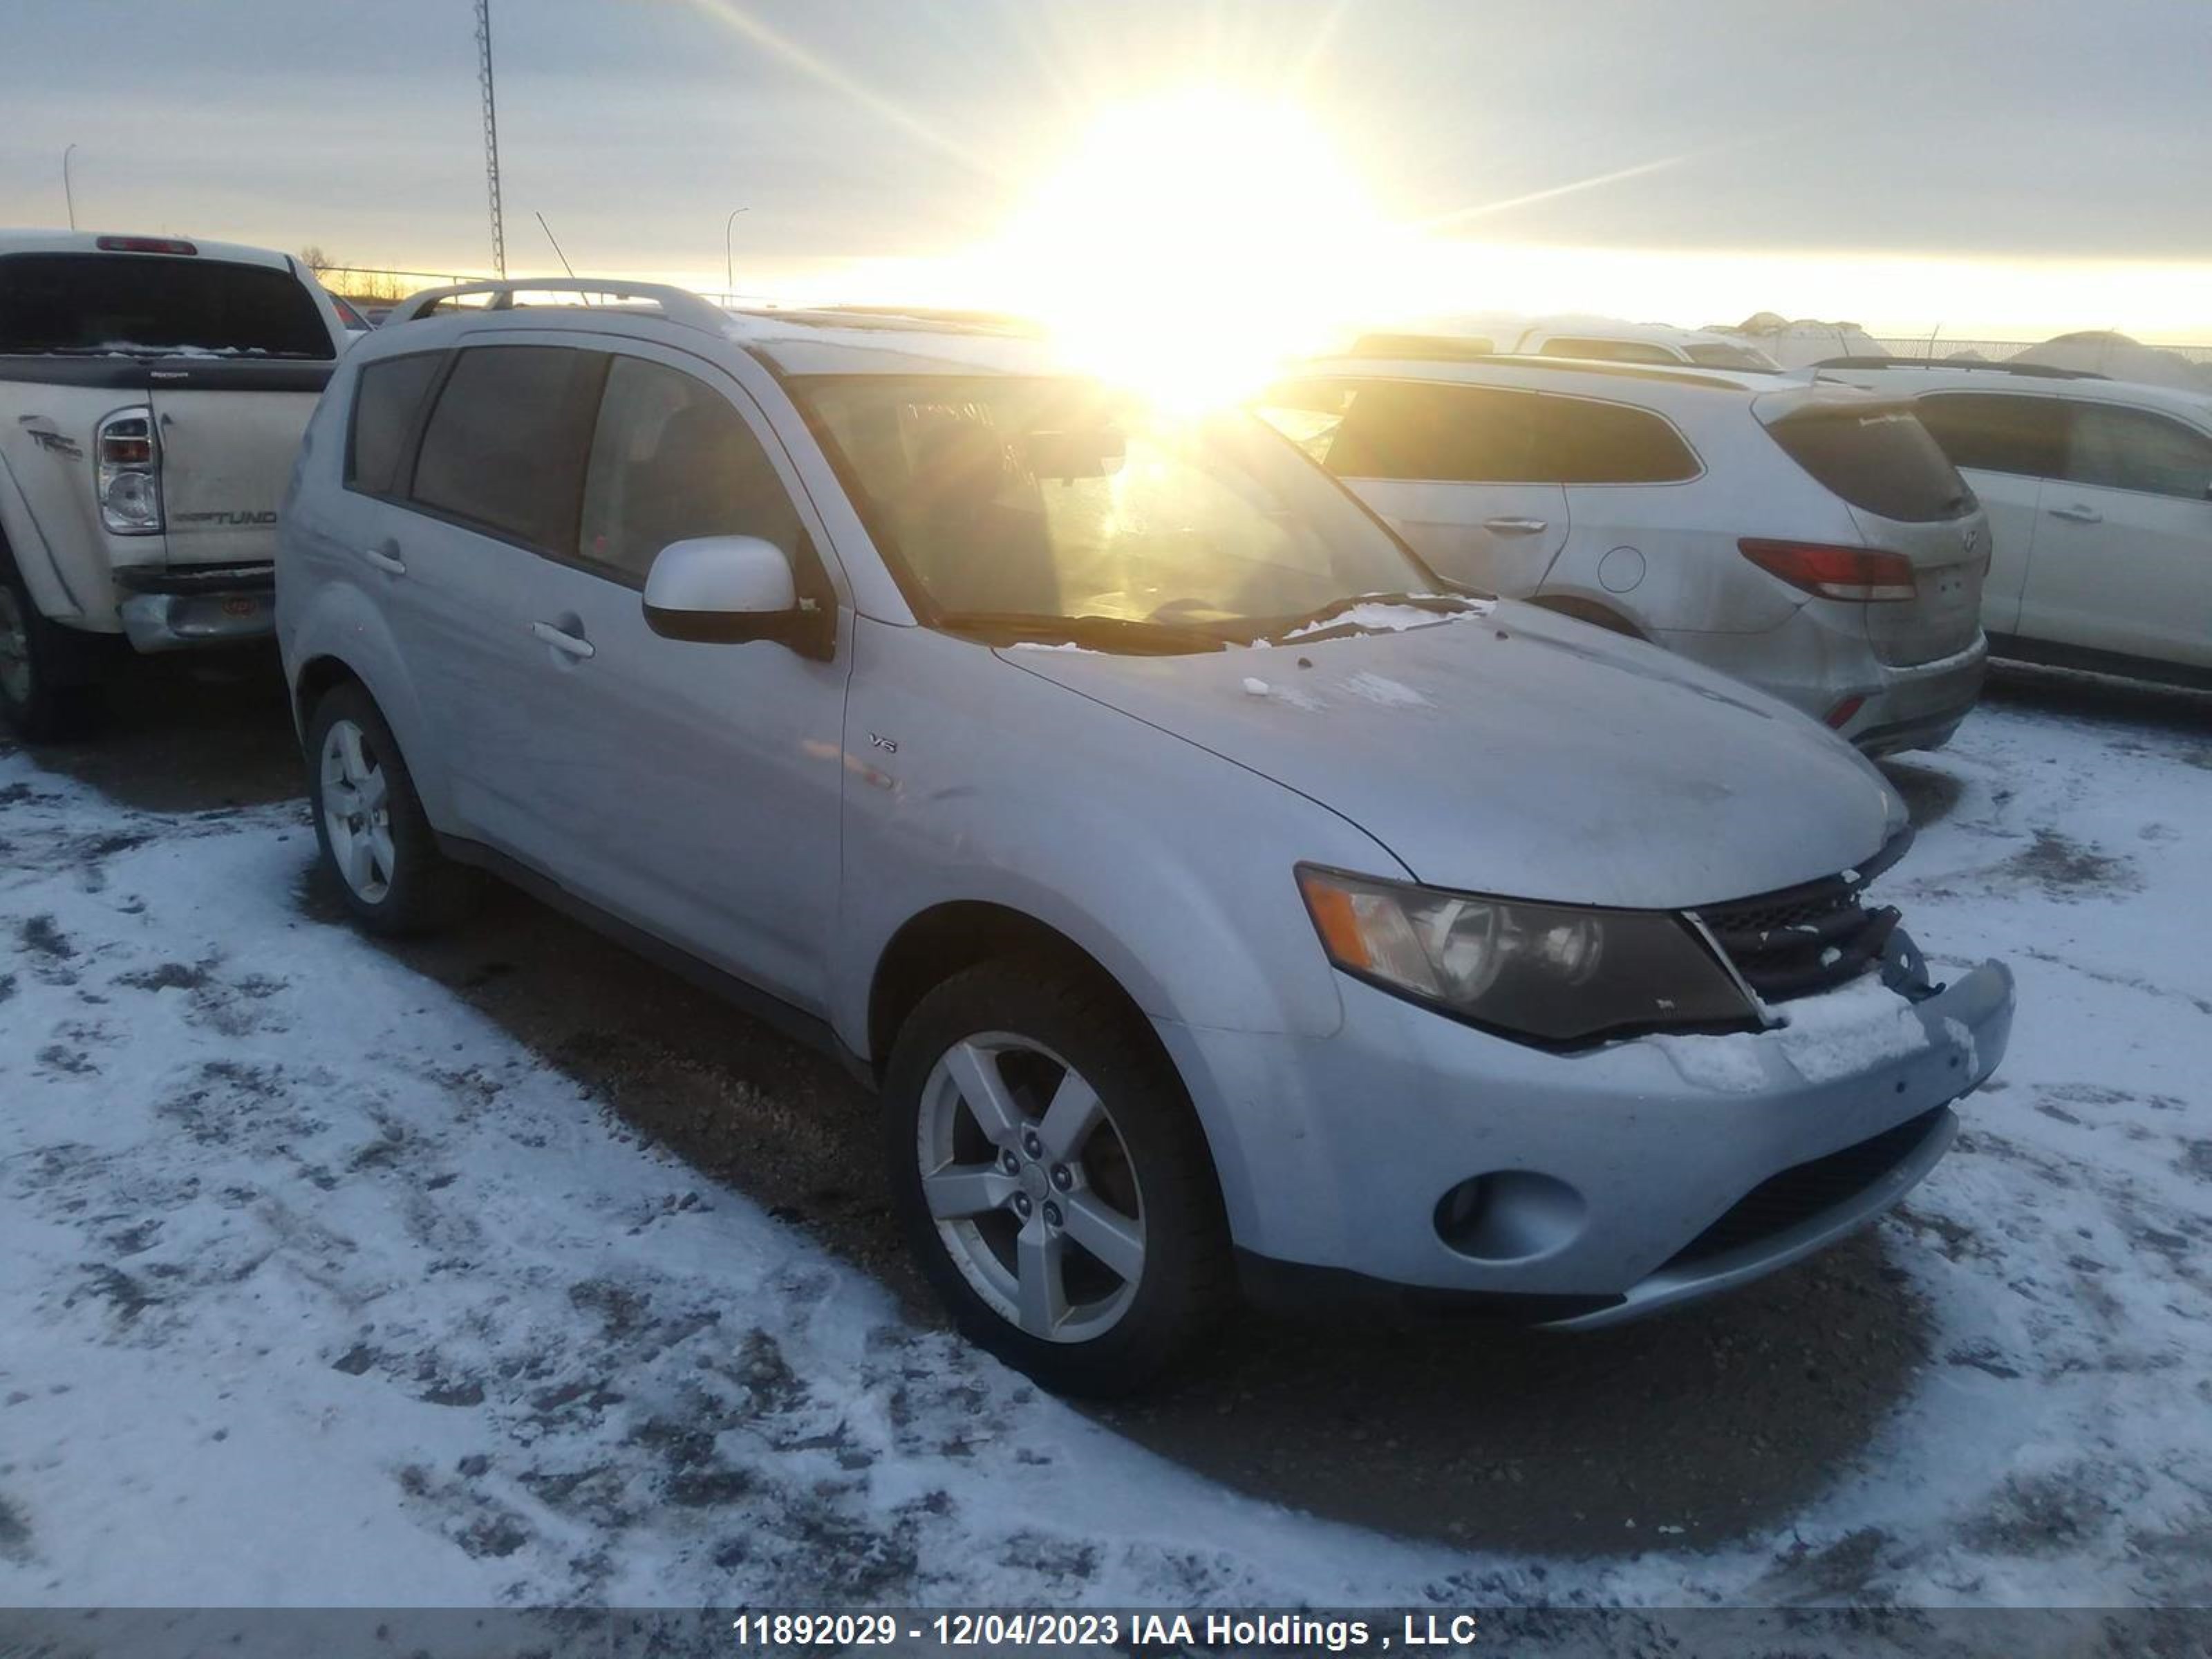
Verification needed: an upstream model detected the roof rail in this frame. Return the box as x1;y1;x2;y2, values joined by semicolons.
1344;332;1496;361
384;277;730;333
1812;355;2108;381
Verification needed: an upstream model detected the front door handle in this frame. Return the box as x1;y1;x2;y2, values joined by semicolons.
360;546;407;576
530;620;595;660
1483;516;1548;535
2047;503;2103;525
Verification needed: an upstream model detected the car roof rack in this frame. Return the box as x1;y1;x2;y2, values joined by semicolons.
383;277;731;334
1812;355;2108;380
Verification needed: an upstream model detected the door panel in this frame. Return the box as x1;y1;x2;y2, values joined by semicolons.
2023;480;2212;668
2018;402;2212;670
1254;376;1572;595
1958;467;2038;634
509;344;851;1011
1337;476;1571;594
507;557;850;1008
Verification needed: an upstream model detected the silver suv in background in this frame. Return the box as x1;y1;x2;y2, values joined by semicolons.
1814;358;2212;691
1259;346;1994;754
0;230;350;736
278;279;2014;1393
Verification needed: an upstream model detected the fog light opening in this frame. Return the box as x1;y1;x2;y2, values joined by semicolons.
1433;1170;1586;1263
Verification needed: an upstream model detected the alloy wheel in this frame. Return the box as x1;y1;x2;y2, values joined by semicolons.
916;1033;1147;1343
320;717;396;903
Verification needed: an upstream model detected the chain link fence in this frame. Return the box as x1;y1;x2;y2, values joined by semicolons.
1872;335;2212;366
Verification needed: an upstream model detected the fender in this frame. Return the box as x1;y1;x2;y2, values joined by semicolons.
831;621;1409;1056
0;446;89;622
283;583;457;832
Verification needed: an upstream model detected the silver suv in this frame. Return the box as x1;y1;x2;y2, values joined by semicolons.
277;279;2015;1394
1259;346;1994;755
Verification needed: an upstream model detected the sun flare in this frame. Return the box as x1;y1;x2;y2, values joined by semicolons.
990;91;1391;411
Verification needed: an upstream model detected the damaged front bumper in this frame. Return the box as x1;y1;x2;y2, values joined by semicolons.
1157;949;2015;1327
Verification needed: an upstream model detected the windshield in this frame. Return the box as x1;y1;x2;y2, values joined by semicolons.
1684;341;1782;372
794;375;1447;648
0;253;335;359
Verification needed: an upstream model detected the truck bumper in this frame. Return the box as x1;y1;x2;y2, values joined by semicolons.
114;563;274;652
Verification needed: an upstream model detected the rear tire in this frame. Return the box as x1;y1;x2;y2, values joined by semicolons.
883;957;1234;1396
0;547;109;742
304;680;476;935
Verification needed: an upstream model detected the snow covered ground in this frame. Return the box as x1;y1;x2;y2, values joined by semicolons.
1;679;2208;1620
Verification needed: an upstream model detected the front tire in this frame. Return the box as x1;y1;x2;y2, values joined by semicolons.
883;958;1233;1396
305;681;474;935
0;548;109;742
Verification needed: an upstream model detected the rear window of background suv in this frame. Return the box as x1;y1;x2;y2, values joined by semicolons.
1763;406;1974;523
0;253;335;359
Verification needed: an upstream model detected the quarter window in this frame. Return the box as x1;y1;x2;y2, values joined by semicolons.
345;352;444;498
1913;392;2068;479
2062;404;2212;500
577;357;803;584
1532;396;1699;484
411;345;608;554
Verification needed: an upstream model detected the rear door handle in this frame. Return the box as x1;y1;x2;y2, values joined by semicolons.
360;546;407;576
2047;503;2103;525
1483;516;1548;535
530;620;595;660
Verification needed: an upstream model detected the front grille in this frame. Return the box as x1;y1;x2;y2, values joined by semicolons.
1663;1107;1947;1269
1694;830;1911;1003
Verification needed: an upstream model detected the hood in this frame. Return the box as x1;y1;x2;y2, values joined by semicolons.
997;602;1905;910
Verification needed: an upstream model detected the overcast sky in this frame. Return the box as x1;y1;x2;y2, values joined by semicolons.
3;0;2206;336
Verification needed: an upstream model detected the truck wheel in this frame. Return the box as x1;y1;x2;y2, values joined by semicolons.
0;550;106;742
883;957;1235;1396
305;681;476;935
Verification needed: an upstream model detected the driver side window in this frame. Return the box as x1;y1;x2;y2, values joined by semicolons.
2063;404;2212;502
577;357;801;586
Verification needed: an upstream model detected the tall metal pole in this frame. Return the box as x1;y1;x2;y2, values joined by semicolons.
62;144;77;231
724;207;749;294
474;0;506;278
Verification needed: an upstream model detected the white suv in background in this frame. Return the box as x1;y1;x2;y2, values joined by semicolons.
1814;359;2212;690
1258;345;1992;755
1509;320;1783;373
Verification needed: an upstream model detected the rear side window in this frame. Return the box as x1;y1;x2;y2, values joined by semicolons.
2062;404;2212;500
1537;337;1679;365
411;346;608;554
0;253;335;358
1533;396;1699;484
345;352;444;498
1913;392;2067;478
577;357;802;584
1323;382;1538;481
1765;406;1973;522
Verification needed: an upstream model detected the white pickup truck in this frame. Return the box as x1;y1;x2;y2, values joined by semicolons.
0;230;350;736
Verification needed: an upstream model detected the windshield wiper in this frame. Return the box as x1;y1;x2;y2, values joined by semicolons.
939;610;1228;655
1258;590;1479;644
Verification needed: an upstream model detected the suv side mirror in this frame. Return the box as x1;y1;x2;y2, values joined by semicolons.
641;535;831;657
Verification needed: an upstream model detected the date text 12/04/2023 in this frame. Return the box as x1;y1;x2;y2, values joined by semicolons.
728;1612;1486;1651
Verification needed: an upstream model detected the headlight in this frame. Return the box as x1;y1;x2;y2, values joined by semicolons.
1296;865;1755;1047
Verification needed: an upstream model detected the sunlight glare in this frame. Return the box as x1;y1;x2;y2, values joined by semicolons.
993;91;1391;411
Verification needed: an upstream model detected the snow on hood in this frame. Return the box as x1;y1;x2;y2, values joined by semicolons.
998;600;1905;908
